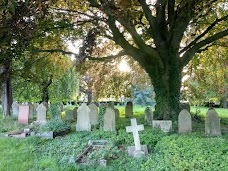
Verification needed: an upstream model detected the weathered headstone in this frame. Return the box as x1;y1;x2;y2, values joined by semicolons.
178;109;192;134
28;103;34;120
108;101;114;109
88;103;99;126
42;102;48;109
152;120;172;132
65;110;74;121
18;105;29;124
144;107;153;126
103;107;116;131
205;109;221;136
36;103;47;123
76;103;91;131
126;118;148;158
12;102;19;116
73;107;78;119
114;108;119;119
125;101;133;118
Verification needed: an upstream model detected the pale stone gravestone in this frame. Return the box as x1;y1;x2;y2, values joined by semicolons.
73;107;78;119
65;110;74;121
103;107;116;131
152;120;172;132
28;103;34;120
125;101;133;118
126;118;148;158
42;102;48;109
88;103;99;126
36;103;47;123
144;107;153;126
205;109;221;136
59;102;64;112
114;108;119;119
12;102;19;116
108;101;114;109
33;103;39;115
18;105;29;124
178;109;192;134
76;103;91;131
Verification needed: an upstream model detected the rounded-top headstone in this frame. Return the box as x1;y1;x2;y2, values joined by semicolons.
205;109;221;136
178;109;192;134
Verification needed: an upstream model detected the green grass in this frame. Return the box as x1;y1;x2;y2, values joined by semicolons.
0;105;227;170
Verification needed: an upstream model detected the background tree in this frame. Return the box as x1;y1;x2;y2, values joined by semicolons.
67;0;228;119
182;43;228;108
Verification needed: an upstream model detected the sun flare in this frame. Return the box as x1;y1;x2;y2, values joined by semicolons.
118;60;131;72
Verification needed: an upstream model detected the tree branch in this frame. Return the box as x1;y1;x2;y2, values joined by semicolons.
180;15;228;54
181;29;228;66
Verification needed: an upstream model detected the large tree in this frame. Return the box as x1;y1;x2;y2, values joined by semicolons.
62;0;227;119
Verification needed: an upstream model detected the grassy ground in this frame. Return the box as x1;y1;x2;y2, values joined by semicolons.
0;105;227;171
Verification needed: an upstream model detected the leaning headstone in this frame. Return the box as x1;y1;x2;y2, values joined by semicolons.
126;118;148;158
114;108;119;119
103;107;116;131
76;103;91;131
205;109;221;136
152;120;172;132
73;107;78;119
125;101;133;118
18;105;29;124
65;110;74;121
144;107;153;126
12;102;19;116
36;103;47;123
88;103;99;126
178;109;192;134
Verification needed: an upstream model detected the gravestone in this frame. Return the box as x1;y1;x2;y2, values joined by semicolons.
205;109;221;136
42;102;48;109
28;103;34;120
76;103;91;131
144;107;153;126
65;110;74;121
59;102;64;112
152;120;172;132
103;107;116;131
126;118;148;158
178;109;192;134
73;107;78;119
108;101;114;109
114;108;119;119
88;103;99;126
12;102;19;116
125;101;133;118
36;103;47;123
33;103;39;116
18;105;29;124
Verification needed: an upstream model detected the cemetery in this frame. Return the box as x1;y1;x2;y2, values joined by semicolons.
0;0;228;170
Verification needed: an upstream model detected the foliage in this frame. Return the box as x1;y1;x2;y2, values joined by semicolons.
49;103;61;119
99;106;106;130
37;117;70;133
132;85;155;106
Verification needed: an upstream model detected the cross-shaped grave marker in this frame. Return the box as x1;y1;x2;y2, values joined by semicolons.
126;118;144;152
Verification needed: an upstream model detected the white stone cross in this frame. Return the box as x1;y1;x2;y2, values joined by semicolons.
126;118;144;151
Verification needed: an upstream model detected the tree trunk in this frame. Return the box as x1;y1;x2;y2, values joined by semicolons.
41;86;49;103
145;53;182;120
1;62;13;117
